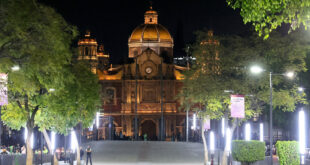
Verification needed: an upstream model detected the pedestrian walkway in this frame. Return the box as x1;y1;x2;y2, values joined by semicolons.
82;141;204;165
82;141;309;165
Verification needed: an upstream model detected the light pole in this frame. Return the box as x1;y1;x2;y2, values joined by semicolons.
250;66;294;165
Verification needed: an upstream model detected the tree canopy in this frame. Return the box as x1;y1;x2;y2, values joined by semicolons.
0;0;100;164
227;0;310;38
181;29;309;121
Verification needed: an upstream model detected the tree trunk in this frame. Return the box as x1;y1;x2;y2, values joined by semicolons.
201;120;208;165
26;124;33;165
42;129;58;165
221;119;237;165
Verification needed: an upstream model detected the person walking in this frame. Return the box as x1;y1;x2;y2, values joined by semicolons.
86;145;92;165
80;146;84;160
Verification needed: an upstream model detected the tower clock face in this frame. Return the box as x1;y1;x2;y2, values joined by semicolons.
145;67;153;74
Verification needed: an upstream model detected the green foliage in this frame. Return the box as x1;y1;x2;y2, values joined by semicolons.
37;61;101;134
226;0;310;38
232;140;265;163
276;141;300;165
180;30;309;122
0;0;100;136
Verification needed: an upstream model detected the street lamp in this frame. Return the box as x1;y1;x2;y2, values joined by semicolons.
298;87;304;92
11;65;20;71
250;65;294;165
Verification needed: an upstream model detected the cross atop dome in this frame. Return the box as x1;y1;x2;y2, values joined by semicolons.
144;6;158;24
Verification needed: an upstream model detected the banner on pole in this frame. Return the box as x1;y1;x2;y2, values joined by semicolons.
230;94;245;118
203;116;210;131
0;73;8;105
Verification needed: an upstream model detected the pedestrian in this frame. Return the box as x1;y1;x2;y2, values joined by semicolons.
80;146;84;160
143;133;147;141
86;145;92;165
21;145;26;154
43;146;48;154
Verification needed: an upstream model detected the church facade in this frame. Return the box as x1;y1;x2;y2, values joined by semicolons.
78;7;189;140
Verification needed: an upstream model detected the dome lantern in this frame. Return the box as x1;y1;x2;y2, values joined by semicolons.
144;6;158;24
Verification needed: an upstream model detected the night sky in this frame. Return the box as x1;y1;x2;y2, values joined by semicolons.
42;0;251;63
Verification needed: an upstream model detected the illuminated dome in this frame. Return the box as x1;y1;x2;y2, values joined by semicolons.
128;7;174;59
129;24;173;42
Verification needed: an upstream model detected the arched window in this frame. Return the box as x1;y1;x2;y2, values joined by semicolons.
150;18;152;22
104;87;116;105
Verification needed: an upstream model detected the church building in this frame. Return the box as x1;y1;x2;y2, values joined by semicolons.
78;7;189;140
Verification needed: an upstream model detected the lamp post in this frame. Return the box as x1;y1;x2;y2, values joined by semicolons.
250;66;294;165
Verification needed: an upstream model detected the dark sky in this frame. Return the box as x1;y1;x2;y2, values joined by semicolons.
42;0;251;63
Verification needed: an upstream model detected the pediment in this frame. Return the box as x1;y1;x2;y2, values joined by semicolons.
136;48;162;65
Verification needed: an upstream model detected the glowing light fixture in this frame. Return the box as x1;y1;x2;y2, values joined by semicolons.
51;131;56;154
70;130;78;152
250;65;263;74
191;113;197;130
260;123;264;142
245;123;251;141
222;118;225;137
285;71;294;78
298;87;304;92
96;112;100;129
11;65;20;71
226;128;231;152
210;131;215;152
299;110;306;164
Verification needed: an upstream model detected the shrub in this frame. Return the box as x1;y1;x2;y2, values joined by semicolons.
276;141;300;165
232;140;265;165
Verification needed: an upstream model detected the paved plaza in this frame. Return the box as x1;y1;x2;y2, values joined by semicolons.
82;141;205;165
81;141;309;165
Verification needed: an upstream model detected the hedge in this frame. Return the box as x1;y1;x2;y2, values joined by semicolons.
232;140;265;164
276;141;300;165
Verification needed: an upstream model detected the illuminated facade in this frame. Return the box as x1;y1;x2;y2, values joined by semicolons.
79;7;188;140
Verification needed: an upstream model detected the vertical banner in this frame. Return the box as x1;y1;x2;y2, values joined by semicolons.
0;74;8;105
203;116;210;131
230;94;245;118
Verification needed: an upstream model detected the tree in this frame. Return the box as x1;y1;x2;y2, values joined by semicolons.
226;0;310;39
180;29;309;165
0;0;81;164
38;60;100;165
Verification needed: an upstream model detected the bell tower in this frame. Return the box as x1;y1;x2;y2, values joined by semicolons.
78;30;98;74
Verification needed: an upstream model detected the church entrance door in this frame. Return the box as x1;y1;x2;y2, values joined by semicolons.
141;120;156;140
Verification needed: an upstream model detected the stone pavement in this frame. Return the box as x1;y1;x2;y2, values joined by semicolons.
81;141;309;165
82;141;205;165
